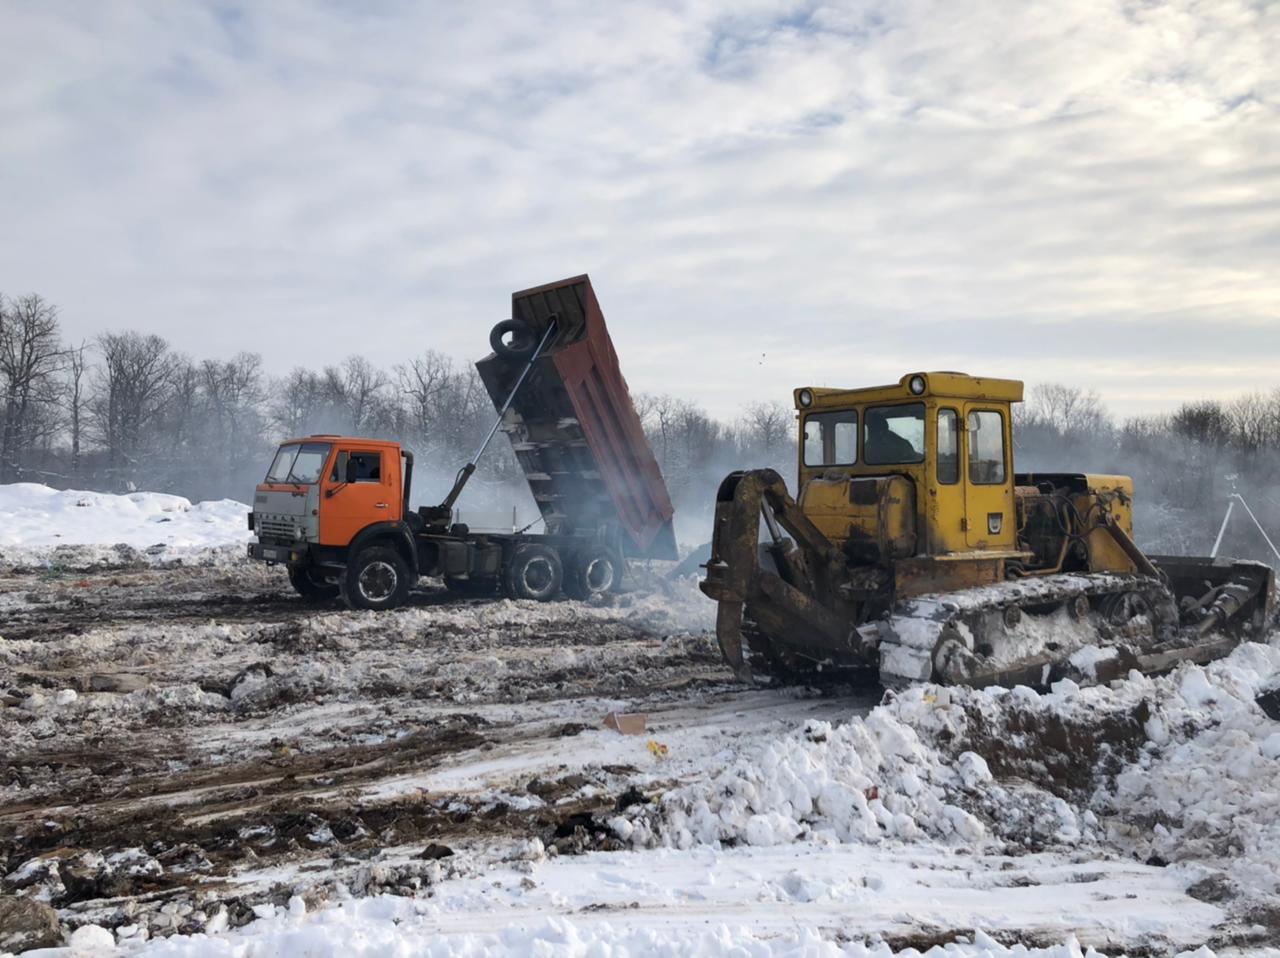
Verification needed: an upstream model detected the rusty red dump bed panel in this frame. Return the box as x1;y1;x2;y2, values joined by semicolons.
476;275;677;560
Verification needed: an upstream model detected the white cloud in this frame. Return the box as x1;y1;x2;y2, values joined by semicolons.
1;0;1276;420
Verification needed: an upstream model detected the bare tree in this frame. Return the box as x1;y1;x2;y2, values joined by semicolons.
1170;399;1231;447
737;400;791;457
270;367;329;438
1021;383;1110;436
396;350;455;450
64;340;88;480
0;293;65;481
90;331;175;486
1225;391;1277;455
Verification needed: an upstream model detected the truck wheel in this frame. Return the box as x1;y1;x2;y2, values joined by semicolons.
288;564;339;602
490;319;537;360
445;575;499;597
504;544;563;601
564;547;623;600
342;546;412;611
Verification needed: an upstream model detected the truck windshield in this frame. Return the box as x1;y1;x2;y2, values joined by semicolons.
265;442;331;484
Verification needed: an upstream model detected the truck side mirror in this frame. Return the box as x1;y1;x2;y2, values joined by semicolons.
345;458;360;483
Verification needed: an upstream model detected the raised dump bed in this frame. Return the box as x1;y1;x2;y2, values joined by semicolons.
476;274;677;560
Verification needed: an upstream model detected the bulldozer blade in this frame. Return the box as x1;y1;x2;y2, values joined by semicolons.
715;601;753;683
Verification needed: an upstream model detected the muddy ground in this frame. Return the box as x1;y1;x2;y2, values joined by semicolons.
0;561;866;940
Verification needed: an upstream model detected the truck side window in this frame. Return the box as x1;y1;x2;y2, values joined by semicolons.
967;410;1006;484
331;451;383;483
937;409;958;484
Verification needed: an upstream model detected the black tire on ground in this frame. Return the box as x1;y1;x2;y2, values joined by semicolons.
444;575;500;598
288;564;340;601
341;546;412;611
503;544;563;601
563;547;624;600
489;319;537;360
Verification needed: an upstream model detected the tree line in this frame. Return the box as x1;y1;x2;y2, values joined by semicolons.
0;293;506;503
2;292;1276;559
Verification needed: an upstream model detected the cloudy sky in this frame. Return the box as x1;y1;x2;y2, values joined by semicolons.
2;0;1276;419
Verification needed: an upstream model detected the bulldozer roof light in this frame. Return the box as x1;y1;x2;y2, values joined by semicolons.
908;375;927;395
797;388;814;408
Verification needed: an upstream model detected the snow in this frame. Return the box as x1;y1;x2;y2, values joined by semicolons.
0;482;250;566
18;852;1224;957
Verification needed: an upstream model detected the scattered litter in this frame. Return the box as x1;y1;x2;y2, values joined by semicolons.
604;711;647;735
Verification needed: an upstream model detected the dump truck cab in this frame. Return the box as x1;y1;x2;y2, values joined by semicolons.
250;436;421;607
252;436;409;557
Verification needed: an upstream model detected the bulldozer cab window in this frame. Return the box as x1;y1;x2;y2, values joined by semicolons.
967;410;1007;484
864;403;925;465
937;408;959;483
803;410;857;466
331;450;383;483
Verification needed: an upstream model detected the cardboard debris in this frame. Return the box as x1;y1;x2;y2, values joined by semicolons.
603;711;646;735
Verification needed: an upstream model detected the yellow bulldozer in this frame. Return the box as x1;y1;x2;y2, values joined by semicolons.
700;372;1275;688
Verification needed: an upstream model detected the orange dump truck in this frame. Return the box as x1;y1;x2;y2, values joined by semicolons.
247;275;676;609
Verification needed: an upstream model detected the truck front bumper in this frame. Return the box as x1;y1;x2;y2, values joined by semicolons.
247;541;309;564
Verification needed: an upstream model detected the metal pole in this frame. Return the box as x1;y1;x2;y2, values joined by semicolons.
1210;498;1234;559
1233;493;1280;563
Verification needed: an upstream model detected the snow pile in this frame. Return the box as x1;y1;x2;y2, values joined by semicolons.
620;638;1280;895
617;684;1081;852
0;482;250;565
1096;642;1280;891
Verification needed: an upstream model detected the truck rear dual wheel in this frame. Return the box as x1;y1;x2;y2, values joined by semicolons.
504;544;563;601
564;547;623;600
342;546;412;611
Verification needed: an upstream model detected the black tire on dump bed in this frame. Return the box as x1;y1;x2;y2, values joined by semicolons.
288;564;340;601
490;319;537;360
444;575;499;598
504;544;563;601
563;547;623;600
341;546;412;611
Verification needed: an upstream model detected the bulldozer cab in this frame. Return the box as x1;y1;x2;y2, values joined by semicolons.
705;370;1274;687
794;372;1022;559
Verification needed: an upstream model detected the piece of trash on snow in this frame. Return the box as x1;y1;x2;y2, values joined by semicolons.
603;711;647;735
647;740;669;761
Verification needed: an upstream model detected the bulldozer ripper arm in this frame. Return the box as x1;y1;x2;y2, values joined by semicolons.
699;470;852;681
